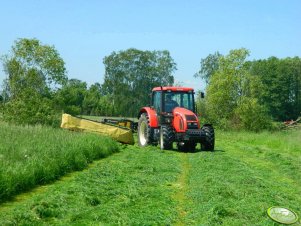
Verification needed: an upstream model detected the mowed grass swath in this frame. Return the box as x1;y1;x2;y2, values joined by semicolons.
182;129;301;225
0;121;119;203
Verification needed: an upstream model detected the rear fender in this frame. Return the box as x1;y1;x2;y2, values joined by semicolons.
138;107;158;128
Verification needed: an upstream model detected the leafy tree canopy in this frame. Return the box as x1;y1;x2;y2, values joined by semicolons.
102;48;176;116
205;48;272;130
195;51;222;84
1;38;67;126
54;79;87;115
2;38;67;99
250;57;301;121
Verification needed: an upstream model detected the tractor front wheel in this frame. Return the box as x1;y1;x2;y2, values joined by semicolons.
160;125;174;150
138;113;151;147
201;125;215;151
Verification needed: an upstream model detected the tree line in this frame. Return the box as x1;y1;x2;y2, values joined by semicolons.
0;38;175;126
0;38;300;131
195;49;301;131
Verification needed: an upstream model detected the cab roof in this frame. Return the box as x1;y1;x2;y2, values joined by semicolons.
152;86;194;92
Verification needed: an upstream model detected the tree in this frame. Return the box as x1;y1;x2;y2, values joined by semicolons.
54;79;87;115
195;51;222;84
0;79;10;103
250;57;301;121
2;38;67;97
195;91;207;122
95;95;114;116
205;48;271;130
102;48;176;116
82;82;103;115
234;97;271;131
1;38;67;126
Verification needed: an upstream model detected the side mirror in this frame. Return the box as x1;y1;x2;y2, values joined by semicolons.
201;92;205;98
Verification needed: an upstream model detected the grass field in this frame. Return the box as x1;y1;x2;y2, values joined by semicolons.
0;128;300;225
0;121;119;203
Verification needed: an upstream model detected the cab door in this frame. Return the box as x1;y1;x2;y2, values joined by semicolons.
152;91;162;124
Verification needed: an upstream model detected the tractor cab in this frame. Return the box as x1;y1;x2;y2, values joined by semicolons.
151;87;196;123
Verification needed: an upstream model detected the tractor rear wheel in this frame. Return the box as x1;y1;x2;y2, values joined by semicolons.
138;113;152;147
160;125;174;150
201;125;215;151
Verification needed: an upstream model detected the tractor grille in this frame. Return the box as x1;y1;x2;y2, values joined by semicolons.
187;123;198;129
185;115;197;121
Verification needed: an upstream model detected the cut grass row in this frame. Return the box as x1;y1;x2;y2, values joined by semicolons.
0;121;119;203
183;130;301;225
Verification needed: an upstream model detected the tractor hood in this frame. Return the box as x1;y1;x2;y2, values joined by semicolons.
172;107;200;132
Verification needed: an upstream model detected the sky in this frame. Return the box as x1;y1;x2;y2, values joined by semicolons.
0;0;300;91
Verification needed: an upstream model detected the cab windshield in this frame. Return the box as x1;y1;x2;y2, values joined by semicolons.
164;91;194;112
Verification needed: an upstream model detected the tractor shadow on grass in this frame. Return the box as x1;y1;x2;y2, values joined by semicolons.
181;149;225;153
164;145;225;154
211;149;225;152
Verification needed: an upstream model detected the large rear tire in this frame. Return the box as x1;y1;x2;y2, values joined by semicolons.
160;125;174;150
201;125;215;151
138;113;152;147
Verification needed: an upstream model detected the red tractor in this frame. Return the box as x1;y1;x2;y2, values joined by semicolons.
137;86;214;151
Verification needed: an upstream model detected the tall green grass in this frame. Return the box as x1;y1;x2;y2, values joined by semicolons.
0;121;119;203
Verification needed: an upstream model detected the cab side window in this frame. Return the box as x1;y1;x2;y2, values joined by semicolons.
153;91;161;113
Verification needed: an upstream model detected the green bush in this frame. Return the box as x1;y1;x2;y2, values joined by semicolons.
205;96;273;131
234;97;272;131
2;95;61;127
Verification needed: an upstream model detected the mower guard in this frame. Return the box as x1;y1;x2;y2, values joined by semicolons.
61;114;134;145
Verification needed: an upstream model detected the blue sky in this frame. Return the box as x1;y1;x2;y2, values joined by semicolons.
1;0;300;91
